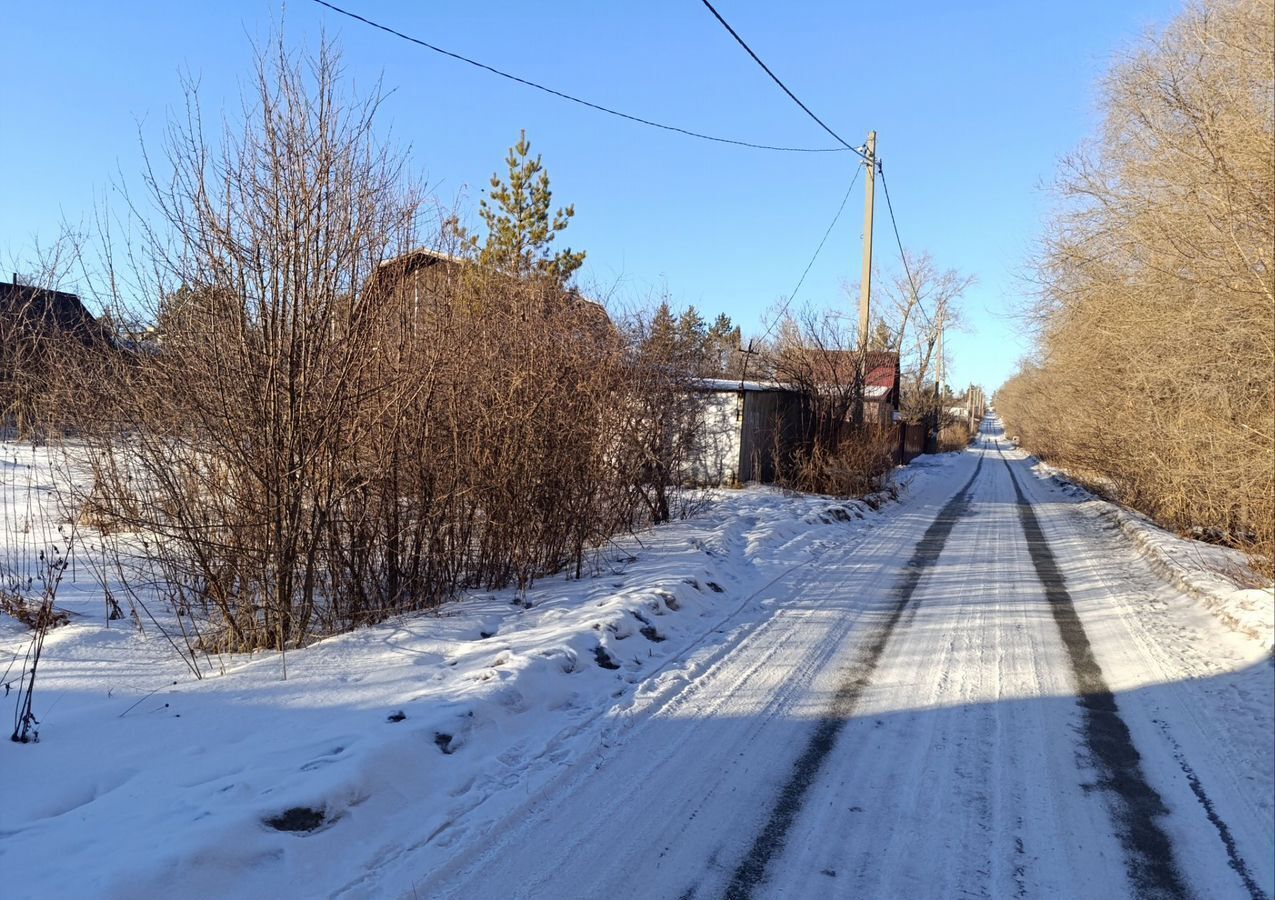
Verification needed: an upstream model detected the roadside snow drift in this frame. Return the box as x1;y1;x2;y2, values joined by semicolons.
1029;458;1274;650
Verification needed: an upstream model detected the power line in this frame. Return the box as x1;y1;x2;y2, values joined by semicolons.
758;164;863;344
877;161;928;327
697;0;867;161
310;0;848;153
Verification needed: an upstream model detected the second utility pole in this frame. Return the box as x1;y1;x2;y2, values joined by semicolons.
855;130;877;426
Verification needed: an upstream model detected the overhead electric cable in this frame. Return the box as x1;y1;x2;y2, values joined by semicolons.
758;165;863;344
310;0;848;153
697;0;867;161
877;162;927;325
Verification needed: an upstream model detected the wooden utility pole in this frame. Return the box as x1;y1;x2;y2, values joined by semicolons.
854;131;876;426
858;131;876;350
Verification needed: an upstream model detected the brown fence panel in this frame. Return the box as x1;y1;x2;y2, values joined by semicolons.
899;422;927;464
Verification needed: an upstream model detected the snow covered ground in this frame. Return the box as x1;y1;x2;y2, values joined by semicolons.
1029;458;1274;650
1;423;1271;899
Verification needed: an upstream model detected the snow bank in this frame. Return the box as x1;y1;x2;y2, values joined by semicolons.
0;438;956;900
1030;459;1274;651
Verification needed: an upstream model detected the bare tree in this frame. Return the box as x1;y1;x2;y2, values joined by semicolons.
872;251;974;424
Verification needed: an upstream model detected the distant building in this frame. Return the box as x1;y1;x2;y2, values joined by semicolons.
862;351;901;426
366;247;613;333
1;277;108;435
363;246;465;301
777;348;902;426
0;277;104;345
690;349;906;486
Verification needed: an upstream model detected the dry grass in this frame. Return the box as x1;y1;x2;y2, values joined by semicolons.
0;591;69;631
937;423;972;454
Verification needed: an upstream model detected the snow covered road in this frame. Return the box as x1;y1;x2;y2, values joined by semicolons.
3;422;1270;899
411;421;1273;900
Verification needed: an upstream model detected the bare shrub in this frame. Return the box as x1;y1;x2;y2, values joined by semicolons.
0;295;54;439
0;240;99;440
54;40;688;653
618;301;716;522
937;423;973;453
998;0;1274;575
789;427;897;497
8;536;74;743
65;39;433;652
767;306;896;496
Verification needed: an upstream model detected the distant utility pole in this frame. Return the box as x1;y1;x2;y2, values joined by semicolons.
854;130;877;427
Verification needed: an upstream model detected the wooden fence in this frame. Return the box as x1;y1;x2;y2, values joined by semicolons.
895;420;930;465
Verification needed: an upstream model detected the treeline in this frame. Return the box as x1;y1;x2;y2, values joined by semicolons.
997;0;1274;571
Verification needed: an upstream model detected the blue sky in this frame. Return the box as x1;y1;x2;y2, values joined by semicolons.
1;1;1181;390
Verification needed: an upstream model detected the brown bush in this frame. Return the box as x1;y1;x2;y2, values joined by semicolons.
998;0;1274;575
787;427;896;497
764;307;898;496
59;38;663;654
937;423;972;454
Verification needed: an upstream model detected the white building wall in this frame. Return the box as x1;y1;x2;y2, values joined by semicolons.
689;391;743;486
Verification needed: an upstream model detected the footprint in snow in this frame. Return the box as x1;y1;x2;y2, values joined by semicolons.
300;745;347;771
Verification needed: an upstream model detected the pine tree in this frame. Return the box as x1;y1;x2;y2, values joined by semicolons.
707;312;736;344
676;306;707;369
469;130;585;286
643;302;679;360
868;317;895;352
706;313;742;376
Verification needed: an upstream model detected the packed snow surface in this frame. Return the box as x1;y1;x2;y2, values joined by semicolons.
1029;458;1274;649
1;422;1271;899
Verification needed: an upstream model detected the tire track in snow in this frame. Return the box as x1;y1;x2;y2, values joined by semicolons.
1005;437;1270;899
1152;717;1269;900
721;454;987;900
999;446;1193;900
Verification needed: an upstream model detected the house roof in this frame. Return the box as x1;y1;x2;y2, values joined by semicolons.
0;280;104;344
367;248;615;335
781;348;900;391
694;378;793;394
364;247;464;297
376;246;465;273
693;377;891;400
863;351;900;391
